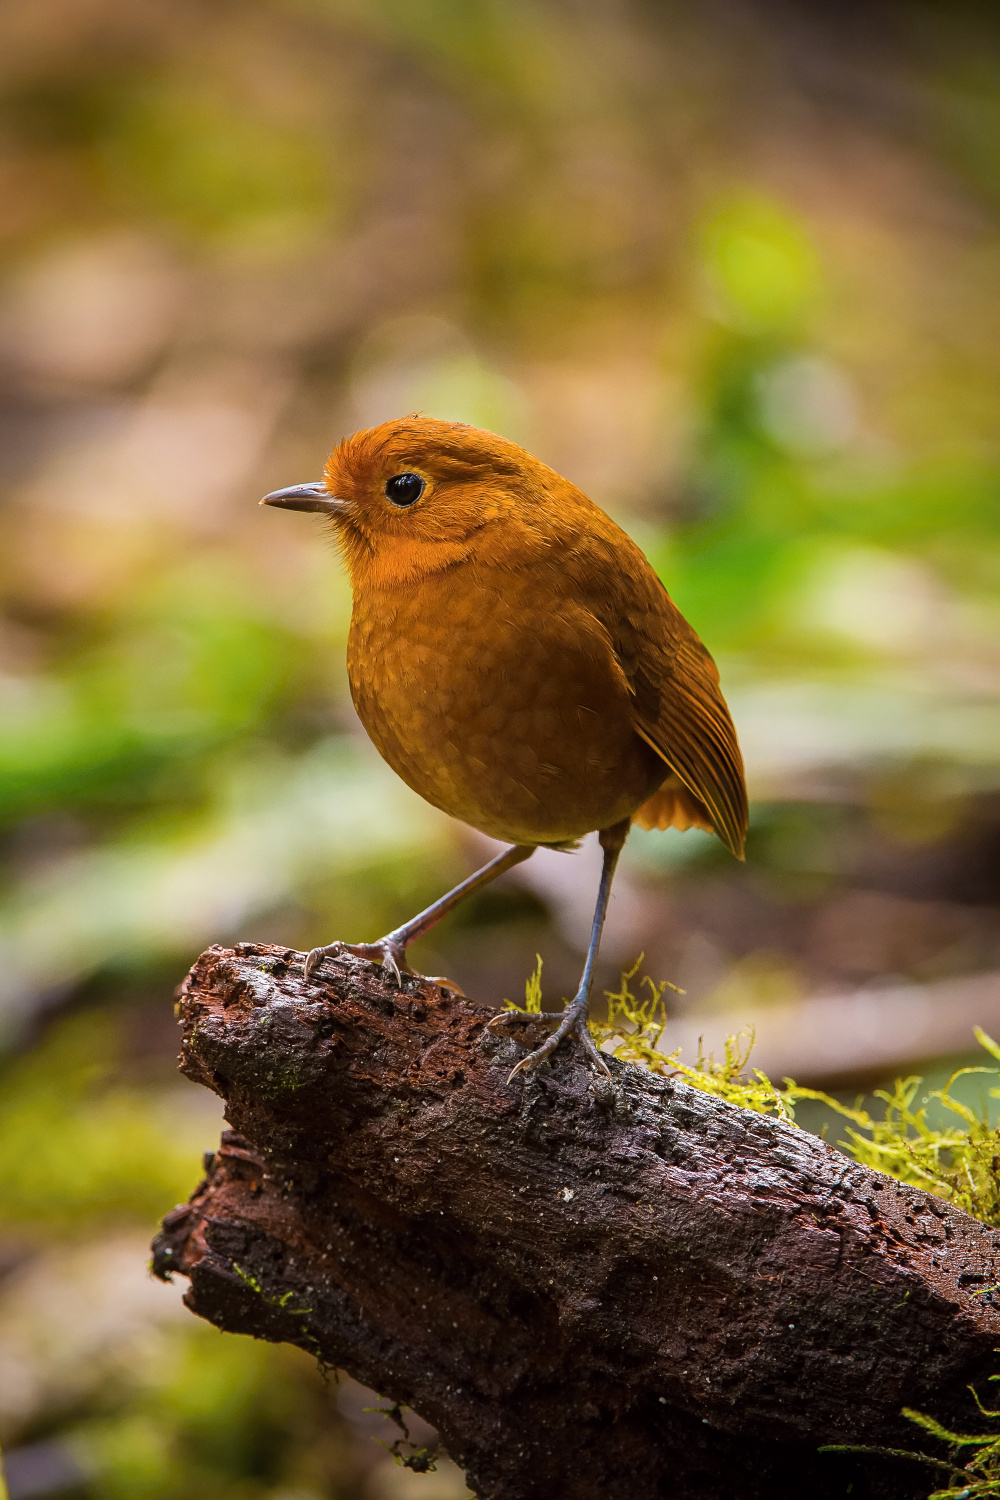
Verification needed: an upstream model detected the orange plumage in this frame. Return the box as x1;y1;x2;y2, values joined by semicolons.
262;415;747;1077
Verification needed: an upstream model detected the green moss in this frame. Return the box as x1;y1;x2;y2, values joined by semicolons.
596;957;809;1121
231;1264;322;1364
367;1401;442;1475
823;1396;1000;1496
519;954;545;1014
232;1263;311;1317
547;958;1000;1233
512;956;1000;1232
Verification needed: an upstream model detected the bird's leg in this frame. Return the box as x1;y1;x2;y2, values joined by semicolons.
303;843;536;985
506;819;630;1082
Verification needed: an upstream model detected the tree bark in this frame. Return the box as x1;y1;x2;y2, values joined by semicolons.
153;942;1000;1500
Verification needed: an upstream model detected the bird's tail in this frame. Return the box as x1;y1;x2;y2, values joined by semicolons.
633;774;715;836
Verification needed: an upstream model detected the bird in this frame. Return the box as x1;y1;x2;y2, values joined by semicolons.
261;415;747;1080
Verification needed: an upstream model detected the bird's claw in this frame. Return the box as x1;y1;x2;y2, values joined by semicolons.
303;940;463;995
503;1002;611;1084
422;975;466;996
303;937;411;984
484;1007;565;1031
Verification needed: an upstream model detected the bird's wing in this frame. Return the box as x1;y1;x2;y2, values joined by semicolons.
567;529;748;858
630;617;748;859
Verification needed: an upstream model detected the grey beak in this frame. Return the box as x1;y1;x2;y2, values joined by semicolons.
260;481;344;513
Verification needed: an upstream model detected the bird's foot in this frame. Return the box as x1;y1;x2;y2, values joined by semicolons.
503;996;611;1083
483;1007;566;1030
304;936;411;985
303;938;464;994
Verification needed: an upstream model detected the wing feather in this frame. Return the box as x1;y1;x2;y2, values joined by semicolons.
588;551;749;858
539;511;748;858
631;623;747;858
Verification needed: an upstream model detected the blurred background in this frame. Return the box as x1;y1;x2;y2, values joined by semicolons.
2;0;1000;1494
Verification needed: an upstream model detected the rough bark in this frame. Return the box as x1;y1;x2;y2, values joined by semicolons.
153;942;1000;1500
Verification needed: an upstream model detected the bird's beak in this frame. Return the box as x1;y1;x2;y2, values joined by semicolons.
260;481;345;514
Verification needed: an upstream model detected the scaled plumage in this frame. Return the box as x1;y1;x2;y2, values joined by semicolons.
262;415;748;1078
323;416;747;854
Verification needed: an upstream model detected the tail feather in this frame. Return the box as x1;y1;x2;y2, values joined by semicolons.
633;774;715;836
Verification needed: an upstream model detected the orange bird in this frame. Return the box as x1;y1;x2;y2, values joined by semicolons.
262;416;747;1079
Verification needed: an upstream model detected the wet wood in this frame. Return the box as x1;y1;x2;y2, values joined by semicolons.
152;942;1000;1500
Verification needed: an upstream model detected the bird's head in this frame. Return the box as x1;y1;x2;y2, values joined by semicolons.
261;415;576;587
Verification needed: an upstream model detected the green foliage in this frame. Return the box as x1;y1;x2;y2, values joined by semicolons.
814;1030;1000;1226
98;81;334;241
0;1005;365;1495
903;1398;1000;1499
232;1263;307;1311
519;953;544;1012
369;1401;442;1476
700;196;824;333
64;1323;343;1500
0;564;309;826
0;1010;213;1235
822;1399;1000;1498
594;957;810;1122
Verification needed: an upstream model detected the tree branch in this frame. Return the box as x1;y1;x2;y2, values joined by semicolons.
153;942;1000;1500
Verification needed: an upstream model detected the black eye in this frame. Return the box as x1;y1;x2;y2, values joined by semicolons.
385;472;425;507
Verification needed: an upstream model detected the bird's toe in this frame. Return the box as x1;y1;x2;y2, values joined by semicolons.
422;974;466;996
503;1000;609;1083
303;942;345;978
380;947;404;986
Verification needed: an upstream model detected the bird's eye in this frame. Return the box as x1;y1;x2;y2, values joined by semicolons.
384;472;425;507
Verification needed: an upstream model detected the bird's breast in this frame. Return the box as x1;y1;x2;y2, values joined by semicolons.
346;566;664;844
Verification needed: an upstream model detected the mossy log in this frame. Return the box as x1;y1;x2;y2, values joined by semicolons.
153;942;1000;1500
